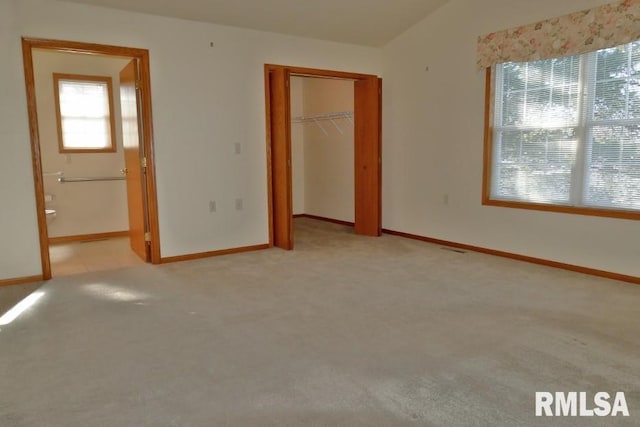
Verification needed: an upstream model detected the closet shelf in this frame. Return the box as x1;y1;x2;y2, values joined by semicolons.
291;111;353;136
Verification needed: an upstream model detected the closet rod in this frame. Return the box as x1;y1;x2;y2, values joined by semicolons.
291;111;353;123
292;111;353;136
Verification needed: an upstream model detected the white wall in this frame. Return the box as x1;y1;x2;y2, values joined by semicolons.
0;0;42;279
382;0;639;277
34;50;130;238
302;78;355;222
0;0;381;279
290;76;305;215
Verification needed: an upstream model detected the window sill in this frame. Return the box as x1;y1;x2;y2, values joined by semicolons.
482;197;640;221
58;147;117;154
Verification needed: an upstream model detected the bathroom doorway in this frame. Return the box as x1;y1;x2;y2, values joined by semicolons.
22;38;161;279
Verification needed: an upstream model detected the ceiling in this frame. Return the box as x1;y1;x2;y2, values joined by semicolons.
57;0;450;47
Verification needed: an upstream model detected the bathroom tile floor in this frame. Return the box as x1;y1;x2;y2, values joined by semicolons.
49;237;145;277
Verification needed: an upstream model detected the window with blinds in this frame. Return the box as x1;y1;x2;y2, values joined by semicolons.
53;74;116;153
488;40;640;215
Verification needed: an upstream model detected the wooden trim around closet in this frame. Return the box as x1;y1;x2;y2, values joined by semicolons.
283;65;378;81
264;64;382;248
266;66;293;250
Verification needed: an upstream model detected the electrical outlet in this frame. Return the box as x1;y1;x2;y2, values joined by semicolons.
235;198;243;211
209;200;216;212
443;194;449;205
234;142;241;155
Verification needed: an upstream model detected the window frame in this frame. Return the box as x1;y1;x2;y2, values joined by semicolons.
483;66;640;221
53;73;117;154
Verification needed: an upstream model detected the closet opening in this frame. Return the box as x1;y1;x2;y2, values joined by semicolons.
265;65;382;250
290;76;356;241
22;38;161;279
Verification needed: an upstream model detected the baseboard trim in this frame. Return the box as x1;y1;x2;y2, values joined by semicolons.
160;243;270;264
49;231;129;245
295;214;355;227
382;229;640;285
0;275;44;287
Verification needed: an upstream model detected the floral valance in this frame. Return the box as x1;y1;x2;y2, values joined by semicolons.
477;0;640;70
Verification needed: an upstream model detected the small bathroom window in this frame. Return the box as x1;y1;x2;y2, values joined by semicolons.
53;73;116;153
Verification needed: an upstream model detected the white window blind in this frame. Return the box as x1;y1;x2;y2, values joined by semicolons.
56;77;113;150
491;40;640;212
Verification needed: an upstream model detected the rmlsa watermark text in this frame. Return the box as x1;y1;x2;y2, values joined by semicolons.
535;392;629;417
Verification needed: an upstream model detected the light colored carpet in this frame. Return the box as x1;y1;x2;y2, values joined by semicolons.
1;218;639;426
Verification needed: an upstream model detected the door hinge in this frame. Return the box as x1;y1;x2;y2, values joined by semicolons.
141;157;147;169
144;232;151;242
135;80;142;91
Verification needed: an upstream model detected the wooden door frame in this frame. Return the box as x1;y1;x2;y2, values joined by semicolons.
266;67;293;249
21;37;161;280
264;64;382;248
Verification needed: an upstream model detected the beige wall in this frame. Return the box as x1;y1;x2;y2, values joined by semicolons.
0;0;41;278
34;50;130;238
381;0;639;276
